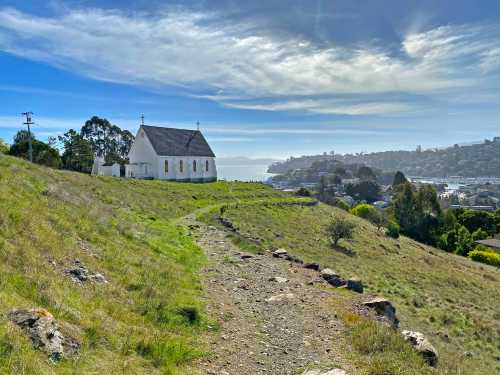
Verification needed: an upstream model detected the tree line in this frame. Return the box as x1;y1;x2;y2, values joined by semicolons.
0;116;134;174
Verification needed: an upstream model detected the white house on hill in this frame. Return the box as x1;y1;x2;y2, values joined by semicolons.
124;125;217;182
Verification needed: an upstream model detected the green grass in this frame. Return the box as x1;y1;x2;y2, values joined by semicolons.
201;202;500;375
0;155;288;374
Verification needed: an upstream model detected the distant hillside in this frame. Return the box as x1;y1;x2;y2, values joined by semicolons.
269;137;500;177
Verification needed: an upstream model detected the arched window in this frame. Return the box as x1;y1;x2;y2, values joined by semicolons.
164;160;168;174
206;160;209;172
179;160;184;173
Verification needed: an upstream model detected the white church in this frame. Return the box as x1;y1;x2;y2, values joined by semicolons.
93;125;217;182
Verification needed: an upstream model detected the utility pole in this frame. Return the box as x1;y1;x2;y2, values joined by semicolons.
196;121;200;131
22;112;34;162
141;114;145;126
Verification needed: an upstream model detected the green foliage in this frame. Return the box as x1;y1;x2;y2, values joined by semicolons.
386;221;400;239
393;182;442;245
468;249;500;267
9;139;62;168
13;130;35;144
332;198;350;211
345;180;381;203
327;217;356;246
456;209;496;235
471;228;488;241
455;225;473;256
392;171;407;188
295;187;311;197
58;129;94;173
356;165;376;181
0;138;9;154
81;116;134;164
351;203;377;219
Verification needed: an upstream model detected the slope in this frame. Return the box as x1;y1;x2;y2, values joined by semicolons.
0;155;289;374
200;202;500;374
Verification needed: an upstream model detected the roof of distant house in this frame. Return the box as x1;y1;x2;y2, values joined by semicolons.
475;238;500;250
141;125;215;157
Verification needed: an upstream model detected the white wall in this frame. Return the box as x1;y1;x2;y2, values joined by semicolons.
128;128;158;178
156;156;217;181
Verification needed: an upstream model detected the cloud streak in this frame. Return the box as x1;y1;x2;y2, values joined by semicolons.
0;7;499;114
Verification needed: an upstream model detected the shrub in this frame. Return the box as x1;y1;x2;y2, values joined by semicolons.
332;198;350;211
327;217;356;246
386;221;400;239
468;249;500;267
0;139;8;154
295;187;311;197
351;203;377;219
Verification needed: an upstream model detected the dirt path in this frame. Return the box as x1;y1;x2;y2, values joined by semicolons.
183;213;355;375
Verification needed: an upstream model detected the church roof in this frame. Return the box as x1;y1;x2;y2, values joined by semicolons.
141;125;215;157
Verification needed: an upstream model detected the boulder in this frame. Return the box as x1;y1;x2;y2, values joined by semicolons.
363;297;399;327
303;263;321;271
346;278;363;293
320;269;346;287
303;369;349;375
65;260;107;284
401;330;438;367
8;308;80;361
272;249;288;258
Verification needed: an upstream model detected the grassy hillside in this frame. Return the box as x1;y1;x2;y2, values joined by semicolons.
1;155;499;374
201;202;500;374
0;155;287;374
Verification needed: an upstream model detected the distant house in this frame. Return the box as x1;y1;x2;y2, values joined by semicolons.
125;125;217;182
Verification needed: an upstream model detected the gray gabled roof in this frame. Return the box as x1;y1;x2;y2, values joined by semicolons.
141;125;215;157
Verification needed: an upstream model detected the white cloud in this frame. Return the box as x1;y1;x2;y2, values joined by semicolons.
0;7;499;114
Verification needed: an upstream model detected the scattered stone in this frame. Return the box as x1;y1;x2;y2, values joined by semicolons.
363;297;399;327
65;260;107;285
320;269;346;287
267;293;295;302
303;369;349;375
346;278;363;293
269;276;288;283
8;308;80;361
401;330;438;367
320;268;339;279
272;249;288;258
303;263;321;271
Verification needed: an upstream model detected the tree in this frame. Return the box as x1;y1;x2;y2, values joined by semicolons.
9;139;62;168
456;210;496;235
80;116;134;164
392;171;407;188
58;129;94;173
455;225;472;256
0;138;9;154
296;187;311;197
327;217;356;246
13;130;35;144
356;166;376;181
350;180;381;203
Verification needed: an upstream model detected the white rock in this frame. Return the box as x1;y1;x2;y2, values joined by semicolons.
303;369;349;375
269;276;288;283
266;293;295;302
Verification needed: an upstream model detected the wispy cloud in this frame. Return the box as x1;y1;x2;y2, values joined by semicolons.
0;7;499;115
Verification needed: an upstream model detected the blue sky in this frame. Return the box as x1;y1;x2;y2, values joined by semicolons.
0;0;499;159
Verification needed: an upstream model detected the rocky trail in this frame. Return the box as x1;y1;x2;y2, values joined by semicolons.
183;213;355;375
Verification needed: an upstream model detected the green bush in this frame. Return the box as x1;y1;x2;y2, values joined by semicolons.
332;198;350;211
0;139;8;154
351;203;377;219
295;187;311;197
386;221;400;239
468;249;500;267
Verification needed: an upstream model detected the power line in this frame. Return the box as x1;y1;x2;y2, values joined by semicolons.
22;112;34;162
